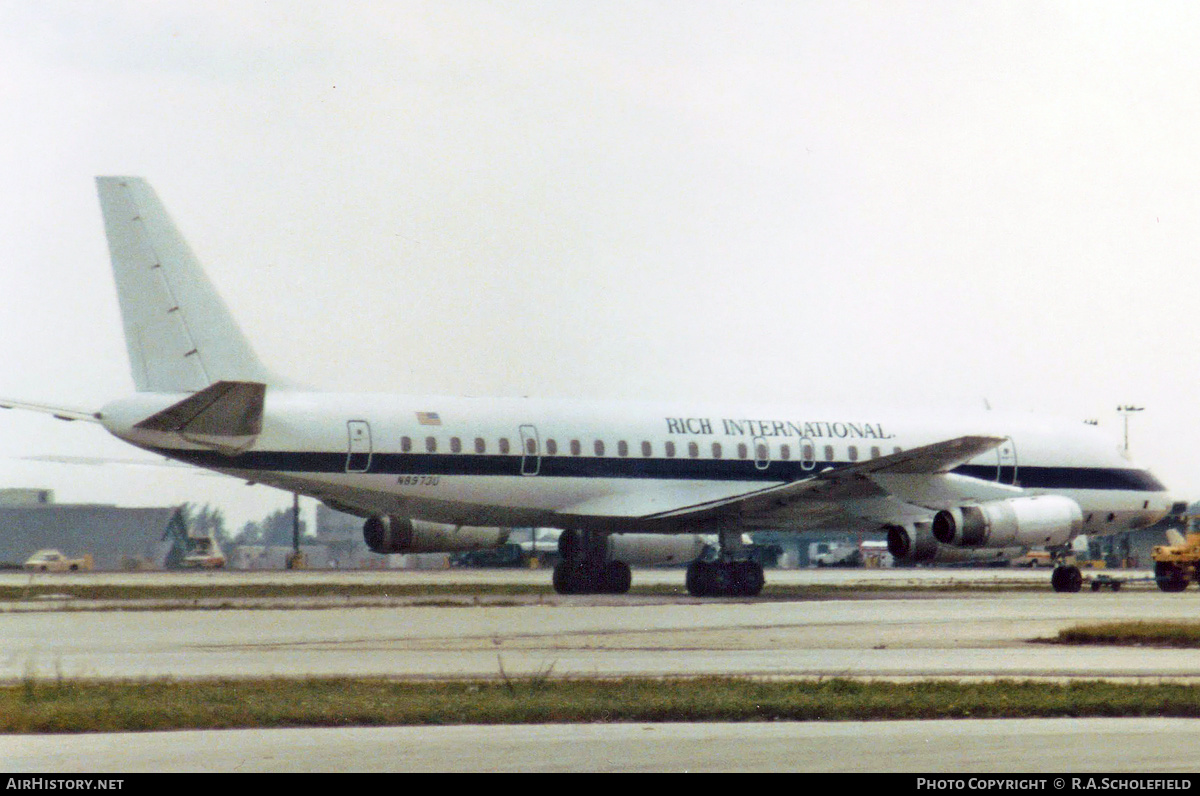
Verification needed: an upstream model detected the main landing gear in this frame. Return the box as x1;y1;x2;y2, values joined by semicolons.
552;559;632;594
685;530;765;598
552;531;632;595
685;559;765;597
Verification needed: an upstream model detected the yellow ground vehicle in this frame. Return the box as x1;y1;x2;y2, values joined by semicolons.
23;549;93;572
1151;529;1200;592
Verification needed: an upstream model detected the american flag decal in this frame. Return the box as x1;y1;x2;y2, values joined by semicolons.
416;411;442;426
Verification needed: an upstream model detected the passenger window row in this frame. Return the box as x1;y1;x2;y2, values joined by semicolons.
398;435;903;461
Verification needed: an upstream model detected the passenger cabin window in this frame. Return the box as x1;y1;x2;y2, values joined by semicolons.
425;437;437;453
779;444;791;460
848;445;858;462
893;446;902;454
499;438;511;455
871;446;881;459
755;442;768;460
802;444;814;460
665;441;676;458
618;441;629;457
594;440;605;456
737;443;748;460
824;445;834;461
546;439;557;456
712;442;723;459
401;436;413;453
641;441;652;457
474;438;486;454
450;437;462;453
570;440;581;456
525;437;537;455
688;441;699;458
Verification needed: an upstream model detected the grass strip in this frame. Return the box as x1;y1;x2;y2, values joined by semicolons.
1053;621;1200;648
5;677;1200;734
0;580;1053;604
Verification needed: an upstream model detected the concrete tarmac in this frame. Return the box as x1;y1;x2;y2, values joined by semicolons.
4;567;1200;771
6;718;1200;773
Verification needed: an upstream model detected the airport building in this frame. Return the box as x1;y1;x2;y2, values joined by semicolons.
0;489;174;570
0;490;452;571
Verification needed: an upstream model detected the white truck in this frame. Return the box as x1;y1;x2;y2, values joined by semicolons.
808;541;862;567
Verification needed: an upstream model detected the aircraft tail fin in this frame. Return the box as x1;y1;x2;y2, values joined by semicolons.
96;177;278;392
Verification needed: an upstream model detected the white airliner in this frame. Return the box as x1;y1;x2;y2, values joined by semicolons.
0;177;1176;596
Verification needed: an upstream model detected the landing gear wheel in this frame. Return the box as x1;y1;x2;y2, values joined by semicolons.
554;560;632;595
686;560;764;597
1155;561;1190;592
732;560;765;597
552;561;576;594
552;561;592;594
685;561;713;597
1051;565;1083;593
602;561;632;594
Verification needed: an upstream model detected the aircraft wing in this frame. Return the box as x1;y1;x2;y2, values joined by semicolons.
557;435;1008;531
0;397;100;423
650;434;1005;519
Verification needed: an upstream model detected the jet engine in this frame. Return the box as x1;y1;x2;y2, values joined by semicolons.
558;530;707;567
931;496;1082;548
886;522;1026;565
363;515;509;554
885;522;938;563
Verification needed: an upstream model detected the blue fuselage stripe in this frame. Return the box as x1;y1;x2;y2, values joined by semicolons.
156;449;1167;492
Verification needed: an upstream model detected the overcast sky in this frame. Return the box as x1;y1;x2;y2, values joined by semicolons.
2;1;1199;533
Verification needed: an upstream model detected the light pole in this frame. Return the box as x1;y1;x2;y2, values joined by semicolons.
1116;405;1144;453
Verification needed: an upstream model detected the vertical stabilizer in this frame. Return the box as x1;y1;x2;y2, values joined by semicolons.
96;177;276;392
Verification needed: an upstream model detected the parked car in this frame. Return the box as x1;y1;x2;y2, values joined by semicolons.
23;549;93;572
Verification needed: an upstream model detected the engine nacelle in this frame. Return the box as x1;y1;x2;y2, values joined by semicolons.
887;522;1027;565
558;530;707;566
607;533;708;566
363;515;509;554
932;496;1082;548
885;522;939;563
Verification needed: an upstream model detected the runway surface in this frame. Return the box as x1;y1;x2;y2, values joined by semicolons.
7;719;1200;773
4;567;1200;771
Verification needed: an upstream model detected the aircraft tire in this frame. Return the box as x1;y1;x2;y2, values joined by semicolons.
687;560;764;597
553;561;586;594
686;561;712;597
1155;562;1189;593
1051;565;1083;593
603;561;632;594
733;560;765;597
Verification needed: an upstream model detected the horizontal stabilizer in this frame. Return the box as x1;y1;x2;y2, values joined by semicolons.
134;381;265;437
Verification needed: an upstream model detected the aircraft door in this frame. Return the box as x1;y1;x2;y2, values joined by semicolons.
347;420;373;473
996;436;1017;485
519;425;540;476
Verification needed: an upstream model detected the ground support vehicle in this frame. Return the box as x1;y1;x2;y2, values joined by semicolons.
1151;530;1200;592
